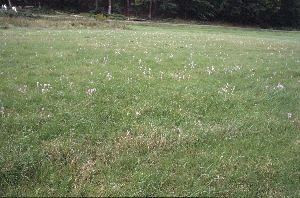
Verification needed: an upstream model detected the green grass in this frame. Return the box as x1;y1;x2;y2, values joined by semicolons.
0;18;300;196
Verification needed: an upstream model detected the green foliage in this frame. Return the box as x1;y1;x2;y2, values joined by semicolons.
95;13;107;21
5;0;300;27
191;0;217;20
0;9;18;18
0;15;127;29
90;7;106;15
157;0;179;18
36;7;57;15
107;14;127;20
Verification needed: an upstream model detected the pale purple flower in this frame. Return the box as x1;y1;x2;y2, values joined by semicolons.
42;107;44;111
277;83;284;89
86;88;96;95
160;72;164;79
42;89;45;93
115;49;120;55
106;72;113;80
136;111;140;116
206;67;212;75
288;113;292;119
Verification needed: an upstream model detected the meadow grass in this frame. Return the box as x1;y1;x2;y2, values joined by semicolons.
0;19;300;196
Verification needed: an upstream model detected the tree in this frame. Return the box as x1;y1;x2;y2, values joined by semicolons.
217;0;243;22
108;0;111;14
95;0;99;10
9;0;300;28
158;0;178;18
148;0;152;19
175;0;216;20
127;0;130;16
277;0;300;26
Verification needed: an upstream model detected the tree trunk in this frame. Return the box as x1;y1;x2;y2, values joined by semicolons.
153;0;156;18
108;0;111;15
184;2;187;20
95;0;98;10
127;0;130;16
133;0;136;16
148;0;152;19
8;0;12;7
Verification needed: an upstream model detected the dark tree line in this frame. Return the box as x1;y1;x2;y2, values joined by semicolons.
3;0;300;27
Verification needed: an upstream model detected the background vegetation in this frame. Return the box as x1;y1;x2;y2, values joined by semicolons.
1;0;300;29
0;16;300;196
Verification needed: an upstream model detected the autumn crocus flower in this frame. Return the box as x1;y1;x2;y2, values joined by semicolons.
136;111;140;116
277;83;284;89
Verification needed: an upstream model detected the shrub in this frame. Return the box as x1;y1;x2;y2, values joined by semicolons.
89;8;105;16
95;14;107;21
107;14;127;21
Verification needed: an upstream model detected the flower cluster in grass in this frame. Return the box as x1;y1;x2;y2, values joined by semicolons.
86;88;96;95
37;82;52;94
1;27;299;123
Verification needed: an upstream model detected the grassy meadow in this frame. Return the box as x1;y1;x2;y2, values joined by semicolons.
0;18;300;196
